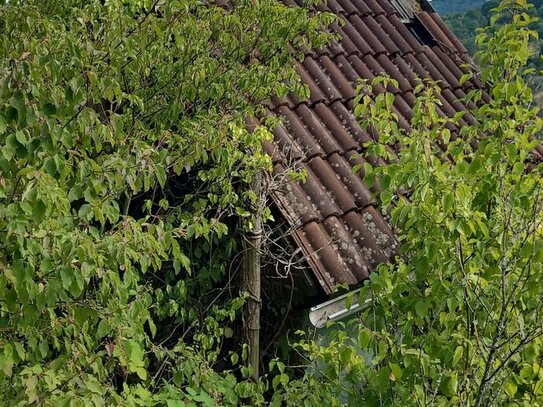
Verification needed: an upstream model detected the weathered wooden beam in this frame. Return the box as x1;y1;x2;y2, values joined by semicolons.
242;171;263;381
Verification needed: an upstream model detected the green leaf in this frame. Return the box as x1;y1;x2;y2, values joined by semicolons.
415;300;427;318
68;186;83;201
166;401;185;407
60;267;73;290
0;344;14;377
32;200;46;223
504;380;518;397
358;329;371;348
134;367;147;380
452;346;463;367
85;378;103;394
339;347;352;366
389;363;403;381
13;342;26;362
44;158;57;175
42;103;57;116
96;319;110;340
520;364;533;379
15;130;27;146
442;193;454;213
147;318;157;338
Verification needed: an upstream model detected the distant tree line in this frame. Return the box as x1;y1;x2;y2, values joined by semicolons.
444;0;543;71
431;0;487;16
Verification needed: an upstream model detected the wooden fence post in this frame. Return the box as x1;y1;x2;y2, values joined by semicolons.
242;170;263;380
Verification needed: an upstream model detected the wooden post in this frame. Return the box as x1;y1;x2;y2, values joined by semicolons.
242;170;263;381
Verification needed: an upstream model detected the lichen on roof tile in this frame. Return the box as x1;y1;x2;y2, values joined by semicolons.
269;0;482;294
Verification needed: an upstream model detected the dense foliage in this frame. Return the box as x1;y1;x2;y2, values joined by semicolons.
2;0;543;406
442;7;489;55
0;0;334;405
284;1;543;405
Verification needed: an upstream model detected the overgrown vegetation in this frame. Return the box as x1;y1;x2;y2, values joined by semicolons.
0;0;333;404
1;0;543;406
290;1;543;405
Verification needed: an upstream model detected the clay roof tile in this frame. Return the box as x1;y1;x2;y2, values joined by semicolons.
266;0;486;293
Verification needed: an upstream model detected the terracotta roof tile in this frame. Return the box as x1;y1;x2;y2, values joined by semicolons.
330;100;374;145
353;15;400;56
321;216;370;280
307;156;358;213
453;88;478;112
319;55;356;100
376;55;412;92
417;11;456;51
267;0;486;293
328;0;353;15
313;103;360;152
342;0;373;16
388;13;424;53
272;121;305;161
339;54;369;84
327;152;374;207
333;0;359;15
263;140;284;164
363;55;401;93
277;106;325;157
391;54;420;89
294;62;327;105
273;165;319;224
394;92;414;120
299;166;344;219
404;52;433;82
331;54;358;87
294;104;343;154
363;0;388;15
414;49;453;88
355;16;390;55
375;15;414;57
340;18;378;56
303;57;345;102
296;220;358;286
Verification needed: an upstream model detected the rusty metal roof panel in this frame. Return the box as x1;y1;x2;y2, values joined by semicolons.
267;0;487;294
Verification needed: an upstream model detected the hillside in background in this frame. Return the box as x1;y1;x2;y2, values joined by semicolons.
442;4;490;55
441;0;543;102
430;0;487;15
442;0;543;65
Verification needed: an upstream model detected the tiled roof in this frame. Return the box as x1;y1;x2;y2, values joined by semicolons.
264;0;487;294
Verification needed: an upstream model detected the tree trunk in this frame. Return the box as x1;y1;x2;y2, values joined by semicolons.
242;171;263;381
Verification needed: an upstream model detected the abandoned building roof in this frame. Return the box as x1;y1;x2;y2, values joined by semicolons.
263;0;487;294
